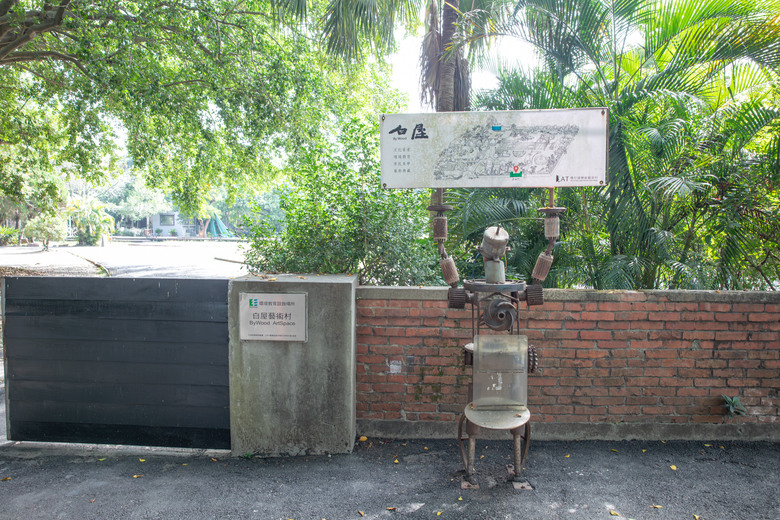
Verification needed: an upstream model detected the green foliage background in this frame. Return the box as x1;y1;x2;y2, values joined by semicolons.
243;119;443;286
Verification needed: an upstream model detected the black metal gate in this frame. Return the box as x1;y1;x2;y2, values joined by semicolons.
2;277;230;449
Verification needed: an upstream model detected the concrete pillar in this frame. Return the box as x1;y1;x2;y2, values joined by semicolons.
228;274;357;457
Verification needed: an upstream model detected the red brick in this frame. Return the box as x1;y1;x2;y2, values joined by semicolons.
629;321;665;330
750;313;780;322
598;320;630;330
389;300;422;308
358;335;388;345
648;311;681;321
405;327;439;337
599;302;632;312
357;299;387;307
677;387;709;396
387;336;424;346
694;378;726;387
645;350;678;359
409;307;448;318
580;330;613;340
576;350;610;359
715;312;747;322
701;303;732;312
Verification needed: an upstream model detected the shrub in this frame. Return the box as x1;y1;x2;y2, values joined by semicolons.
244;119;442;286
0;226;19;246
69;198;114;246
24;213;67;250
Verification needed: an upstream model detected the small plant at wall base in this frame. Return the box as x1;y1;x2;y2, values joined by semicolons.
169;229;178;237
155;228;162;236
722;395;747;417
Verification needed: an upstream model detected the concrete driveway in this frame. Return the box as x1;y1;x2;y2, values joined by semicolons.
0;240;249;278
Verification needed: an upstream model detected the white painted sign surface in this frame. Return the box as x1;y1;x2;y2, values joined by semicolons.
380;108;608;188
239;293;307;342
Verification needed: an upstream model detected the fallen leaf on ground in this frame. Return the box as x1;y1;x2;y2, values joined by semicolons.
670;465;677;471
138;458;146;462
437;512;443;516
457;497;463;501
642;449;647;453
704;444;712;447
609;510;620;516
89;499;95;503
386;507;396;511
97;458;107;461
693;515;700;520
565;454;570;458
393;459;399;464
267;278;277;281
211;458;218;462
651;505;663;508
359;436;368;442
611;449;618;452
132;475;143;478
358;511;365;517
1;477;11;481
296;276;307;279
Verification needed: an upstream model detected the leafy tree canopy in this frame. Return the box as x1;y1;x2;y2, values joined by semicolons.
1;0;399;215
450;0;780;290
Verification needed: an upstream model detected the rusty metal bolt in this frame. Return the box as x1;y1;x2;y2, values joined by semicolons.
432;216;448;241
440;256;460;286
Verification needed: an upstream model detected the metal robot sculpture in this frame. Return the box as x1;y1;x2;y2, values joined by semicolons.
379;108;608;489
431;187;566;487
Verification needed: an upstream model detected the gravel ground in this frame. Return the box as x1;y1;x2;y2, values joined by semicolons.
0;438;777;520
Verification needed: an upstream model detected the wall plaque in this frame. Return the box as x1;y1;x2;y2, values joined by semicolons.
238;292;307;342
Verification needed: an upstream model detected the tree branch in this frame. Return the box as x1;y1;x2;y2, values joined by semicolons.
0;0;71;61
6;49;88;75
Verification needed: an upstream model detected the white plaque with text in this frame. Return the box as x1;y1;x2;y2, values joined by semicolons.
239;293;307;342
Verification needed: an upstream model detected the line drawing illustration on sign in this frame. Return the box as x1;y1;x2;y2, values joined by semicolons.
433;124;580;181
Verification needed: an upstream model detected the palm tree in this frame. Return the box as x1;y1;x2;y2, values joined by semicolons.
449;0;780;289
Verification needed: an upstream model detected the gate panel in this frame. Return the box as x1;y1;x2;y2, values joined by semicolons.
3;277;230;449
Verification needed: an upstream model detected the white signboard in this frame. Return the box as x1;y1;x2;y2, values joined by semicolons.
380;108;608;188
239;293;307;342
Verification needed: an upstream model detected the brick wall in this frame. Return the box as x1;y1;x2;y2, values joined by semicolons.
356;287;780;440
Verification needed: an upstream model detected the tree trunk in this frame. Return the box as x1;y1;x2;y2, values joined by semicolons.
437;0;459;113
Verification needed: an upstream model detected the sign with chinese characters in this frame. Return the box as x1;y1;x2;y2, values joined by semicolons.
380;108;608;188
238;293;307;342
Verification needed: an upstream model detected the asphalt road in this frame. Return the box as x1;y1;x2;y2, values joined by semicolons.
0;435;778;520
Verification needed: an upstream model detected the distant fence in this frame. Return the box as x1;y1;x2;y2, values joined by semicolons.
3;277;230;448
355;288;779;440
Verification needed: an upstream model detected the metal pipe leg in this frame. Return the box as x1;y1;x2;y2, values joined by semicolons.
512;431;523;480
511;422;531;481
467;435;477;478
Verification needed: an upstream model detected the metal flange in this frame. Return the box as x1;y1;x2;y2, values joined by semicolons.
526;284;544;306
448;287;469;309
463;279;527;293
